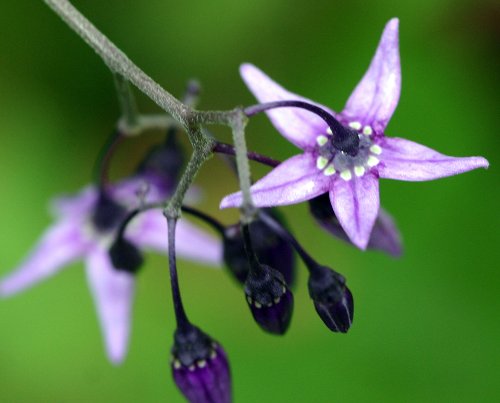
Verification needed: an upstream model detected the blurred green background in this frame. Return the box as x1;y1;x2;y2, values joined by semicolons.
1;0;498;402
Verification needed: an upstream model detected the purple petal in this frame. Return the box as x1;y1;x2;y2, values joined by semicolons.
378;137;489;181
126;209;222;266
342;18;401;132
173;344;231;403
220;153;331;209
85;247;135;365
51;186;97;218
329;174;380;250
309;194;402;256
248;288;294;335
52;177;169;221
368;208;403;257
240;63;333;150
0;220;88;297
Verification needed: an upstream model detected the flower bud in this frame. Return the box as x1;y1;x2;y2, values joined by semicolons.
171;325;231;403
136;128;185;187
244;265;293;335
109;238;144;274
309;194;402;257
308;265;354;333
92;192;126;232
223;210;295;285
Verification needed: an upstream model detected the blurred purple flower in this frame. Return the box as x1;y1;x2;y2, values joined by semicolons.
221;18;489;249
0;176;222;364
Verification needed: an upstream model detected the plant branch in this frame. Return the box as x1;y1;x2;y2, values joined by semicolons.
163;128;214;219
43;1;259;222
228;111;255;223
44;0;190;127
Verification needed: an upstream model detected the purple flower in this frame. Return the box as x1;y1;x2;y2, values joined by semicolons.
221;19;489;249
0;176;222;364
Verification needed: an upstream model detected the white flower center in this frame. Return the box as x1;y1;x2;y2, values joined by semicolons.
315;122;381;181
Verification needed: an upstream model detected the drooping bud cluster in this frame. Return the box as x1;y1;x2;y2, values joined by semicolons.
4;12;491;403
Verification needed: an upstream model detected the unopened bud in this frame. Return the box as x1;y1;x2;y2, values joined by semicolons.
308;265;354;333
171;325;231;403
244;264;293;335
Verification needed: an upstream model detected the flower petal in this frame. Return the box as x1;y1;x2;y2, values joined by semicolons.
241;63;333;150
309;194;402;256
126;209;222;266
378;137;489;181
368;208;403;257
0;220;88;297
342;18;401;132
85;247;135;365
50;186;97;218
220;153;331;209
329;174;380;250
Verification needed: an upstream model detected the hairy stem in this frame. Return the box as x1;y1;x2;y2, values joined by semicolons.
43;0;256;221
163;128;214;219
44;0;190;126
228;111;255;223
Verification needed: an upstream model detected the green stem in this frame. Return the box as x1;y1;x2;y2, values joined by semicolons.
43;0;256;223
43;0;191;127
113;73;139;130
229;110;255;223
163;127;214;219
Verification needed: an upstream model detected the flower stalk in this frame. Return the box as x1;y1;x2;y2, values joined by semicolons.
167;217;190;330
244;100;359;155
93;129;123;190
258;211;319;274
213;142;280;168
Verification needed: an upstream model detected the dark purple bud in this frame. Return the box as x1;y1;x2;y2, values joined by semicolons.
308;265;354;333
171;325;231;403
244;265;294;335
109;238;144;274
92;192;126;232
308;194;402;257
223;209;296;285
136;128;185;187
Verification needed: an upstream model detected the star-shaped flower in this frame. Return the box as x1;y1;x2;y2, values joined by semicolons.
0;175;222;364
221;18;489;249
